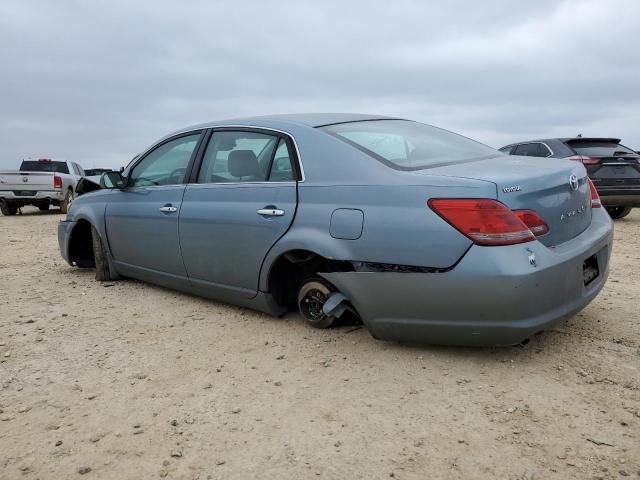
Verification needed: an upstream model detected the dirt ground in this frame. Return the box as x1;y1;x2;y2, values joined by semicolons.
0;207;638;480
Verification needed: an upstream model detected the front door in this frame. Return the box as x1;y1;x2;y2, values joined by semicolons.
179;129;298;300
105;132;203;287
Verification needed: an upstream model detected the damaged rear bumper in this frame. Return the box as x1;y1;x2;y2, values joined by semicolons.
321;210;613;347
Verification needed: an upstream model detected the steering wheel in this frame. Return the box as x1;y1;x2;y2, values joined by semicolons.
167;167;187;184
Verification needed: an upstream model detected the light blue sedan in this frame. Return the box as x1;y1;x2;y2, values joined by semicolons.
58;114;613;346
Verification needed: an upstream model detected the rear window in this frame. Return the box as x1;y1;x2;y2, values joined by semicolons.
20;160;69;174
319;120;498;170
567;141;635;157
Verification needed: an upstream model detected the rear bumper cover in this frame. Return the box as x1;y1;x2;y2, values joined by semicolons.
322;210;613;347
0;190;64;202
596;186;640;207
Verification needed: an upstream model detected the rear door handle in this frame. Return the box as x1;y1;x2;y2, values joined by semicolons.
159;205;178;213
257;208;285;217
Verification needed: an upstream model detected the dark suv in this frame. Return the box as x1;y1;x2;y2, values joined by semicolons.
500;138;640;219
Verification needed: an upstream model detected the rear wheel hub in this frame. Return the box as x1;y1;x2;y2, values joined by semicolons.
297;279;335;329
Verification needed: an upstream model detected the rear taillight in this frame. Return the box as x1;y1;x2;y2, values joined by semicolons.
514;210;549;236
54;175;62;188
428;199;536;246
566;155;600;165
587;178;601;208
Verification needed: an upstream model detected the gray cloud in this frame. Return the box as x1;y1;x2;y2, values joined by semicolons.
1;0;639;169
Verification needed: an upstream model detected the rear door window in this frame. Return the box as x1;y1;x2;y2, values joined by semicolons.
268;139;295;181
513;143;546;157
197;131;281;183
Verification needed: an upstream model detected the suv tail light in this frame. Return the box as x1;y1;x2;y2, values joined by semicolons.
54;175;62;188
566;155;600;165
587;177;601;208
428;199;537;246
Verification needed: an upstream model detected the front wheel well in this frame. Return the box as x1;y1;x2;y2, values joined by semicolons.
267;249;354;311
68;219;96;268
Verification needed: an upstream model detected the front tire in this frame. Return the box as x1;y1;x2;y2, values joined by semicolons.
606;206;632;220
297;278;336;329
0;201;18;216
60;189;74;214
91;225;118;281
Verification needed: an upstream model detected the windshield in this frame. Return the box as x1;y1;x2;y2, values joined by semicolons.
319;120;498;170
20;160;69;174
568;141;636;157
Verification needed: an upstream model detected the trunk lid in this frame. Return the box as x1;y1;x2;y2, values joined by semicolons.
421;156;592;247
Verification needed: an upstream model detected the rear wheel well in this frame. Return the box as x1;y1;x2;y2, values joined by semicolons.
68;220;96;268
267;250;353;311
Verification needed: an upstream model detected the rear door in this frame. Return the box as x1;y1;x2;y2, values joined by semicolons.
179;129;298;300
105;132;203;283
565;139;640;189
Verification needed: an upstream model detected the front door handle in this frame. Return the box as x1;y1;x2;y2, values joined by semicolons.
159;205;178;214
257;208;285;217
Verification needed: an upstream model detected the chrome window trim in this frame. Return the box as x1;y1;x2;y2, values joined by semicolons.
132;125;306;184
539;142;554;157
186;181;297;187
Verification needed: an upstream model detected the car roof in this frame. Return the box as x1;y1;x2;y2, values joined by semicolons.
171;113;401;136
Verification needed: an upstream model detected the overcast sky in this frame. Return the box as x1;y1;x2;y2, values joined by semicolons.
1;0;639;169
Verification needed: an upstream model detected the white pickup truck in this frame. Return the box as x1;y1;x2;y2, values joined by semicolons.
0;159;85;215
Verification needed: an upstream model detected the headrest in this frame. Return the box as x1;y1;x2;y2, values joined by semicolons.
228;150;259;178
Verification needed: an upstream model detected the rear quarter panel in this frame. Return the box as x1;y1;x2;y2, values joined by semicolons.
260;176;495;291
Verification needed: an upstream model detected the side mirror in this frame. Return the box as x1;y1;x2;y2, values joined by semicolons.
100;171;126;189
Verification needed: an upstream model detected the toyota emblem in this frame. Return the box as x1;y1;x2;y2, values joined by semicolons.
568;174;579;192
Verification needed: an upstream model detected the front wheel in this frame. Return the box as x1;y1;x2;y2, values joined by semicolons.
297;278;336;329
91;225;118;281
606;206;632;220
60;189;74;214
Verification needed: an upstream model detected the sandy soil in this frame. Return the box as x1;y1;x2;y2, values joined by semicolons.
0;207;638;480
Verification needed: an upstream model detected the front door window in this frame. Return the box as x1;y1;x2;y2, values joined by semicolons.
129;134;200;187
